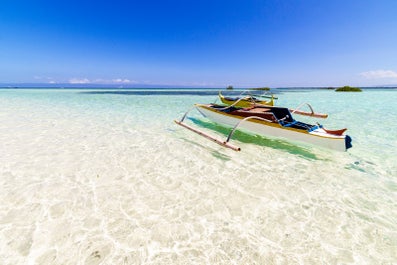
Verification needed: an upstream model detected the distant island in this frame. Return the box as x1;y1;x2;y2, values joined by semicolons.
335;86;362;92
226;86;272;91
250;87;271;91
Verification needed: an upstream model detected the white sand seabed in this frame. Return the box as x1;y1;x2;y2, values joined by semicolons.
0;90;396;264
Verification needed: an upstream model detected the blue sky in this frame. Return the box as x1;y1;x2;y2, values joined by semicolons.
1;0;397;87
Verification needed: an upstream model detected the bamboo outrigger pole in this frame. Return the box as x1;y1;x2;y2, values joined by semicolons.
174;120;241;151
174;104;241;151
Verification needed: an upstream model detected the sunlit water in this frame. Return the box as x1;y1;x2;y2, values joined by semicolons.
0;88;396;264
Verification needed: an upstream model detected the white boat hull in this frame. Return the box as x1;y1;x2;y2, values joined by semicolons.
196;104;350;151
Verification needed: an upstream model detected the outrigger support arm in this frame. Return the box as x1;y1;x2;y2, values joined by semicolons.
291;102;314;115
290;102;328;119
225;116;274;143
178;106;198;122
240;90;278;99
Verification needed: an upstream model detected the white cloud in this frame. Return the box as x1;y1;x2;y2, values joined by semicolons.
112;78;132;83
359;70;397;79
69;78;91;84
34;76;57;83
67;78;137;84
65;77;140;85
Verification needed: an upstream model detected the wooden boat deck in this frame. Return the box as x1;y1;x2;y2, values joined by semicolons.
230;107;278;122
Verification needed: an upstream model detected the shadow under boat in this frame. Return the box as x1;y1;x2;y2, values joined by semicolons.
188;117;321;160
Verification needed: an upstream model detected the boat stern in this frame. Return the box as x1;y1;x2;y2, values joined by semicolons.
345;135;353;150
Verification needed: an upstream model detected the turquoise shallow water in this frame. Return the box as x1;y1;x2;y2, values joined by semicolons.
0;88;396;264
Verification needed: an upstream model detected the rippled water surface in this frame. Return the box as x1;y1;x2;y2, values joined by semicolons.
0;88;396;264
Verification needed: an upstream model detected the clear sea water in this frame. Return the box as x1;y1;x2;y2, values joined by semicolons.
0;88;396;264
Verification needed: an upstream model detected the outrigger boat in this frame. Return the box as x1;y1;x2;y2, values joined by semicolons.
218;91;275;107
175;103;352;152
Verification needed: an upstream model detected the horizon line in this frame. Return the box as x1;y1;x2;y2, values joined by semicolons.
1;83;397;89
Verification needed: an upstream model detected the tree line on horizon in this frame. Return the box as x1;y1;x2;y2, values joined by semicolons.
226;85;362;92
